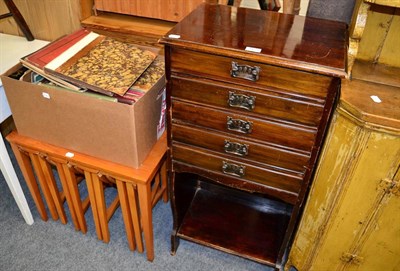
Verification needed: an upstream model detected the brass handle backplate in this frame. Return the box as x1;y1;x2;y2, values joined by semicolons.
230;61;260;82
224;140;249;156
222;161;246;178
228;91;256;111
227;116;253;134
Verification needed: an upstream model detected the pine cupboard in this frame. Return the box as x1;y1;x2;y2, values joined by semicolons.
286;78;400;271
287;1;400;269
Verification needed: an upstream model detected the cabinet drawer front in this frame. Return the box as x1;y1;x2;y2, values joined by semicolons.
170;48;332;99
172;142;303;195
172;123;310;173
172;100;317;152
171;75;325;127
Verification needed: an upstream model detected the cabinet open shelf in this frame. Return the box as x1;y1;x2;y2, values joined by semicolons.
174;174;293;266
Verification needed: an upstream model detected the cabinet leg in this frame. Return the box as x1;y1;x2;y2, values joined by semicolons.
170;232;180;255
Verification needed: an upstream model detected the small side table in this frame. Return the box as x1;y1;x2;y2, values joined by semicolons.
0;34;48;225
7;131;169;261
0;135;34;224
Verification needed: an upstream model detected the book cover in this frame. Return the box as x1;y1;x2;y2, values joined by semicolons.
116;56;165;103
19;28;91;91
20;58;82;91
129;56;165;92
23;28;91;70
45;34;158;96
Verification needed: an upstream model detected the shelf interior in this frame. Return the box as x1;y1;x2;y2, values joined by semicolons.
176;178;293;265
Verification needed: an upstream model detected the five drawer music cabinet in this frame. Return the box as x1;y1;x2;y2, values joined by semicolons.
159;3;347;270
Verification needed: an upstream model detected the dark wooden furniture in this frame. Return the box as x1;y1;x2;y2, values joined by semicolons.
159;3;347;270
0;0;34;41
227;0;281;11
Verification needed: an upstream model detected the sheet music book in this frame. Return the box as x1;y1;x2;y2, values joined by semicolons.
23;29;91;70
130;56;165;92
44;34;158;96
19;29;91;91
116;56;165;103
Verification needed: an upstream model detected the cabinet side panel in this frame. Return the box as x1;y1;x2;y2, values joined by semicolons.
287;112;361;270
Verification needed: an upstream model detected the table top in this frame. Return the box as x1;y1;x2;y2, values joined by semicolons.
6;131;168;184
0;34;48;122
340;78;400;133
0;33;49;85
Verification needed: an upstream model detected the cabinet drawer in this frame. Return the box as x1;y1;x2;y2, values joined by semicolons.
172;100;317;152
172;123;310;173
170;48;333;99
171;75;325;127
172;142;303;195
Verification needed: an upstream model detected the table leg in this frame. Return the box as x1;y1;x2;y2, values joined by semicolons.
92;173;110;243
116;180;136;251
62;163;87;233
29;153;58;221
0;136;33;225
84;171;103;240
56;162;80;231
126;182;143;253
161;160;168;203
38;156;67;224
137;182;154;261
10;142;47;221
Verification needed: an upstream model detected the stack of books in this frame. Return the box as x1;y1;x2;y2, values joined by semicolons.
19;29;165;104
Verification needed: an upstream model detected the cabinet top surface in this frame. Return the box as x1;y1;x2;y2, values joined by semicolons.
341;79;400;132
160;4;348;77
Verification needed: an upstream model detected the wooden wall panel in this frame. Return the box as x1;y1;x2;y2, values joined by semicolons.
81;0;94;20
94;0;216;22
0;0;81;41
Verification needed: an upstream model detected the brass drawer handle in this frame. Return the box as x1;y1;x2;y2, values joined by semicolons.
230;61;260;82
228;91;256;111
224;140;249;156
222;161;246;178
227;116;253;134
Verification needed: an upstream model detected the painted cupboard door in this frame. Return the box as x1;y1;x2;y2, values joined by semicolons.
344;167;400;271
286;109;400;271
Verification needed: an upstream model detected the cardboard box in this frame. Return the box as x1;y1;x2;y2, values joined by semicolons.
2;63;165;168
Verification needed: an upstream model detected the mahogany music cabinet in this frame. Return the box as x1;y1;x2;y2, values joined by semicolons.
159;4;347;269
